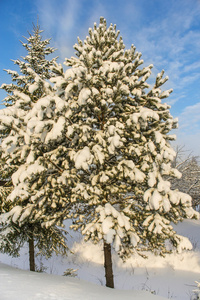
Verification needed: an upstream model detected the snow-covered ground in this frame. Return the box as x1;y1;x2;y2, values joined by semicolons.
0;262;167;300
0;219;200;300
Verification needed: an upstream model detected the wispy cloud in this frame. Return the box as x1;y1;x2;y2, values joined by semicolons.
126;1;200;97
175;101;200;155
183;61;200;73
36;0;84;60
36;0;108;62
174;101;200;156
167;94;186;106
178;102;200;131
174;130;200;157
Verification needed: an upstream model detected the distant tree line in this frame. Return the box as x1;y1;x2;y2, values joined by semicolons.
170;146;200;211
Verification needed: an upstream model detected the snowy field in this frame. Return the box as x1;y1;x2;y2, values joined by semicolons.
0;219;200;300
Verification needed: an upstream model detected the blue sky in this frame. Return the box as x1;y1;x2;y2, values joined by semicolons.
0;0;200;156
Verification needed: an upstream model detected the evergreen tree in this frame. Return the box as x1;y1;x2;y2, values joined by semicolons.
0;23;68;271
50;17;198;288
2;17;198;287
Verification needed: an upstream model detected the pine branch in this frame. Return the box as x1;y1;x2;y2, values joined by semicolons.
45;157;63;174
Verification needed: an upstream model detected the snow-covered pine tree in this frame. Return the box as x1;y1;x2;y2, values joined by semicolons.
2;22;57;105
50;17;199;288
0;21;57;181
0;23;68;271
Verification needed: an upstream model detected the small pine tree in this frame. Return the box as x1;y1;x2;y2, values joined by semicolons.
0;22;58;180
2;22;57;105
50;18;199;288
0;23;68;271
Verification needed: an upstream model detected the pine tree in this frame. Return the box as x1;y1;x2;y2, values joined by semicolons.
0;23;68;271
50;17;198;288
2;17;198;287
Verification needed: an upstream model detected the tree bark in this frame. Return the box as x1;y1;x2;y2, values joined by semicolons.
29;231;35;272
103;241;114;288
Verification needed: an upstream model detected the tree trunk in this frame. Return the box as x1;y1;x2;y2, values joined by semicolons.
29;231;35;272
103;241;114;288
